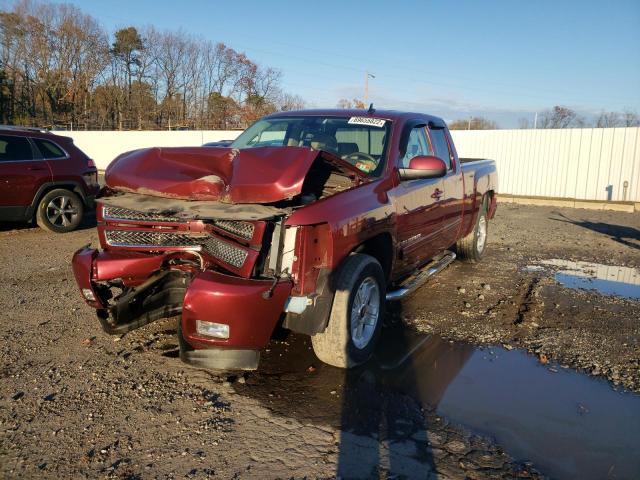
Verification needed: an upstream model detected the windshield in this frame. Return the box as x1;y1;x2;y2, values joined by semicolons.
231;115;391;176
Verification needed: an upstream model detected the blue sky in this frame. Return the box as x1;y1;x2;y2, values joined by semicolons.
45;0;640;127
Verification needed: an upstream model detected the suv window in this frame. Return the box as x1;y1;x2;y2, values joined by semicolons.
0;135;34;161
429;128;451;169
400;127;433;168
245;121;288;147
33;138;66;159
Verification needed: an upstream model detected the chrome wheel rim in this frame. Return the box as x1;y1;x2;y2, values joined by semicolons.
350;277;380;350
477;215;487;252
46;195;79;227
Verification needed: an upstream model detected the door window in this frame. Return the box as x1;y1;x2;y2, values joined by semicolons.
429;128;452;169
33;139;66;159
0;135;34;161
399;127;432;168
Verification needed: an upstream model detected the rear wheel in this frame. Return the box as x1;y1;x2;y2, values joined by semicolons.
311;253;385;368
456;199;488;262
36;188;84;233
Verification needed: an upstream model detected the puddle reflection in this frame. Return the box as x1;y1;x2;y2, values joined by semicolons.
535;259;640;299
238;326;640;479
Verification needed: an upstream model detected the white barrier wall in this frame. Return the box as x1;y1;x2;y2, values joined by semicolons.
66;130;241;171
65;127;640;203
450;128;640;203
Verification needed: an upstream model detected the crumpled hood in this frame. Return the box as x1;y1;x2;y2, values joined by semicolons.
105;146;365;203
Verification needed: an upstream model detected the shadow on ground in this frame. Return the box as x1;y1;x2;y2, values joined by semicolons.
232;303;480;479
0;212;97;233
550;212;640;250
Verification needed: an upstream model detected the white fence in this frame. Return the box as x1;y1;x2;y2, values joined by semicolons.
65;127;640;203
451;128;640;203
67;130;241;171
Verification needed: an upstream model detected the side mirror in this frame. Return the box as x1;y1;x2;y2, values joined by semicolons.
398;155;447;180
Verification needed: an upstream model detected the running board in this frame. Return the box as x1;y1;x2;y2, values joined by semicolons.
386;251;456;301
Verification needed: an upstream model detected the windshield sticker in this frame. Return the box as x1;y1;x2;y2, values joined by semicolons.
348;117;386;128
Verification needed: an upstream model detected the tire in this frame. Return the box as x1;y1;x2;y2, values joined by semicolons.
456;198;488;263
36;188;84;233
311;253;385;368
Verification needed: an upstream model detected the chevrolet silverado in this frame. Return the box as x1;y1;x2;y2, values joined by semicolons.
72;109;498;370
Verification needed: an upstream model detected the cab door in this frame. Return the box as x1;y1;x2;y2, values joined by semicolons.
388;126;445;276
428;126;464;250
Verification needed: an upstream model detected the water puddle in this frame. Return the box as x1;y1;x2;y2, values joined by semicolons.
238;328;640;479
526;258;640;299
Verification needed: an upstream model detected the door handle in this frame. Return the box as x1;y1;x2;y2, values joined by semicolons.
28;166;46;171
431;188;443;200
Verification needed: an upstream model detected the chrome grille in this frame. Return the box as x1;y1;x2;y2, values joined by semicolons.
104;229;248;269
103;206;182;223
213;220;255;240
105;230;200;248
202;236;249;268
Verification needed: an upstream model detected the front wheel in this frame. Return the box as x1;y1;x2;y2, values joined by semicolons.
36;189;84;233
311;253;385;368
456;199;488;262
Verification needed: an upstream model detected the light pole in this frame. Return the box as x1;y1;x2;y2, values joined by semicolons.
364;71;375;106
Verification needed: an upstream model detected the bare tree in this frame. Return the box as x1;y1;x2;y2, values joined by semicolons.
537;106;584;129
336;98;366;109
595;111;621;128
621;109;640;127
449;116;498;130
0;0;302;129
277;92;305;111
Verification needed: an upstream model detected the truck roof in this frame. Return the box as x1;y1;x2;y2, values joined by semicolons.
265;108;446;126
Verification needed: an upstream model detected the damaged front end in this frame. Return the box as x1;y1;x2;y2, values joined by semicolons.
72;145;360;370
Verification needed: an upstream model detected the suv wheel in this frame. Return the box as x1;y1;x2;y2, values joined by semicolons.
36;189;84;233
311;253;385;368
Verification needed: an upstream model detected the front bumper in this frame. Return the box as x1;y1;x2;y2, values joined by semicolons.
71;247;292;370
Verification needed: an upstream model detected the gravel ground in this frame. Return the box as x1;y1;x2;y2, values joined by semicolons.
0;203;638;479
404;203;640;393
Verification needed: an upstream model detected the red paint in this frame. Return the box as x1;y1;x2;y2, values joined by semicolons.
181;271;292;350
105;146;363;203
93;250;166;282
71;247;103;308
408;155;447;173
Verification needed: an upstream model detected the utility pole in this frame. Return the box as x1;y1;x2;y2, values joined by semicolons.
468;116;472;130
364;71;375;106
534;112;538;129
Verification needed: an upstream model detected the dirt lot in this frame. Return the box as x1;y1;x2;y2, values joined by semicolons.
406;203;640;393
1;203;638;479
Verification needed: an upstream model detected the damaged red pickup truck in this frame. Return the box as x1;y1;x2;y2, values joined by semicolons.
72;109;497;370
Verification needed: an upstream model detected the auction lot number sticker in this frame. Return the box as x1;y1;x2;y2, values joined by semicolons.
348;117;386;128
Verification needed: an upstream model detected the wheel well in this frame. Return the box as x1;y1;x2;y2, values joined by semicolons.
352;233;393;283
484;190;495;218
29;184;85;220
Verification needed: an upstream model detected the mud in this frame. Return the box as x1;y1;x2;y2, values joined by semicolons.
405;204;640;393
240;328;640;479
1;202;639;479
